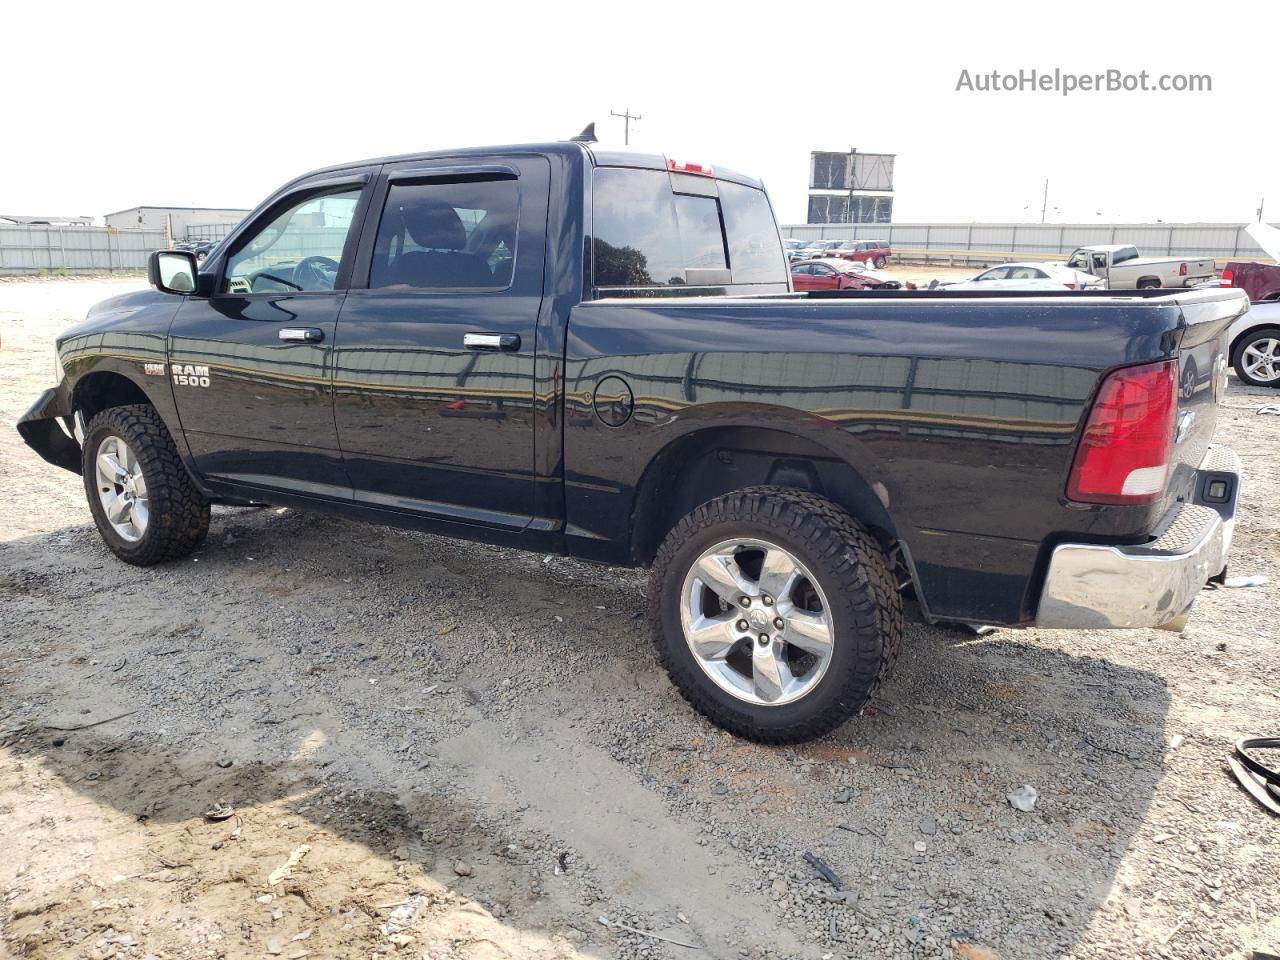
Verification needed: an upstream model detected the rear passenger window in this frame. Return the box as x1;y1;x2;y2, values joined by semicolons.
369;178;517;290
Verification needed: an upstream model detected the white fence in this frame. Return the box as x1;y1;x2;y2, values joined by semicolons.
780;221;1279;264
0;224;166;275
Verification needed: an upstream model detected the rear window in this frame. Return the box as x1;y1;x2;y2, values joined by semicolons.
591;168;785;288
1113;246;1139;264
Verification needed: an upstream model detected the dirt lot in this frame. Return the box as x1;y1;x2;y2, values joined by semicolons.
1;277;1277;960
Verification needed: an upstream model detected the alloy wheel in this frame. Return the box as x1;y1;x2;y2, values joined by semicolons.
679;538;835;706
1243;338;1280;383
94;435;149;542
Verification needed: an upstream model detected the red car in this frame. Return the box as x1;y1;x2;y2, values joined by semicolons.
790;258;900;291
1219;222;1280;303
1220;262;1280;302
830;238;892;269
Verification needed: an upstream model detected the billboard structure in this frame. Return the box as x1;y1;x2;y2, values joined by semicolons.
807;150;895;225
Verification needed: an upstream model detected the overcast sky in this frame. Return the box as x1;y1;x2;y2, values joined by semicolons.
5;0;1275;226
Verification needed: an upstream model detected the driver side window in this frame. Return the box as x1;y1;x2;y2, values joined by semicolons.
223;188;362;294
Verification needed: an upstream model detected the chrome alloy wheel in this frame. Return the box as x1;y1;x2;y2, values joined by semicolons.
94;435;149;542
679;538;835;706
1242;338;1280;383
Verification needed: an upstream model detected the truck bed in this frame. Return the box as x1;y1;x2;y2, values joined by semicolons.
563;286;1246;624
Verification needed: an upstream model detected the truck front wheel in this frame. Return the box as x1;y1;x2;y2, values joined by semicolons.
648;486;903;743
81;404;210;566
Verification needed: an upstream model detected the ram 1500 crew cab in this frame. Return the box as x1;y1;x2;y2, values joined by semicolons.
18;139;1247;742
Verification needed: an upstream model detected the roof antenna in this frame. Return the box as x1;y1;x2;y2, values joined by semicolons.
571;122;597;144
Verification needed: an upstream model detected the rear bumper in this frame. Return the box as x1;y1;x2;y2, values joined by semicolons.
1035;445;1240;629
16;387;81;474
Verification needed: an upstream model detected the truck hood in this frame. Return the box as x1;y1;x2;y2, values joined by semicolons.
1245;221;1280;263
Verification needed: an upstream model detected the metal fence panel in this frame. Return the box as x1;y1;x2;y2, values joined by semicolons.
780;221;1279;265
0;225;166;274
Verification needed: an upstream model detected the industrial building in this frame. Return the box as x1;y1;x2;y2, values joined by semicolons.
806;150;895;225
103;205;250;242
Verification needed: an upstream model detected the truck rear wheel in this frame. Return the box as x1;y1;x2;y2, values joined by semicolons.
648;486;903;743
82;404;210;566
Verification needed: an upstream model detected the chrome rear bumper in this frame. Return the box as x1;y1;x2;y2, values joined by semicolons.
1035;445;1240;629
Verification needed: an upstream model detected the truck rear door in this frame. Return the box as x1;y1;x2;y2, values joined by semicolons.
329;156;550;531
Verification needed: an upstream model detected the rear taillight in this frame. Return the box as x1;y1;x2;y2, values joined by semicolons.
1179;262;1187;276
1066;360;1177;505
1219;268;1234;288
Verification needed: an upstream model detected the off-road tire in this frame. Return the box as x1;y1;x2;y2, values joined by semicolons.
649;486;903;743
82;404;210;565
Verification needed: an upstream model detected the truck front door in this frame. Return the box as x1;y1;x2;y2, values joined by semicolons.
168;173;375;498
331;156;550;532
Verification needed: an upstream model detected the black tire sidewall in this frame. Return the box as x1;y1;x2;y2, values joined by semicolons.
82;415;165;562
655;510;882;737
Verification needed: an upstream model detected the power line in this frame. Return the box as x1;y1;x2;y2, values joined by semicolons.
610;108;642;146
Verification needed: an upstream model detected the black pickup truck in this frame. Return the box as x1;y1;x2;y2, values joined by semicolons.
18;137;1247;742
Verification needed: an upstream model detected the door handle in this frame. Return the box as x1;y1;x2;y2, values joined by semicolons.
464;332;520;352
279;327;324;343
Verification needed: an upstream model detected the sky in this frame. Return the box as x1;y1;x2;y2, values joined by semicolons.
4;0;1276;227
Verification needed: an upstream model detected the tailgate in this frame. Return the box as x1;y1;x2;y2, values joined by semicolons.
1165;290;1249;502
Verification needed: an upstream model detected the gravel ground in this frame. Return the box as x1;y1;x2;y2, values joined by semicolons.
1;277;1277;960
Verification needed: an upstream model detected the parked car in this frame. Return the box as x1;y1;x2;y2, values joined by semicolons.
795;239;831;260
1064;245;1215;289
1226;300;1280;387
1218;224;1280;386
190;240;217;262
790;258;901;291
831;239;892;269
783;238;807;261
18;139;1245;744
944;262;1105;291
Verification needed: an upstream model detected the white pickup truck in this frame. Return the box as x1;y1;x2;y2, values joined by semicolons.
1064;244;1215;289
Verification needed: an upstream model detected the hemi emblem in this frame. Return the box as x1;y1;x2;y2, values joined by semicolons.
143;362;166;376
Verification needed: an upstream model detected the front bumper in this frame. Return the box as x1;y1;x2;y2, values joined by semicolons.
16;387;81;474
1035;445;1240;629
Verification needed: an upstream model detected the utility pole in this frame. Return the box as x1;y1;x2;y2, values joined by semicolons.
1040;179;1049;224
846;146;859;225
610;108;642;146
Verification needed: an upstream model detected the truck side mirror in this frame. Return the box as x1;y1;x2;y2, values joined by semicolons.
148;250;198;295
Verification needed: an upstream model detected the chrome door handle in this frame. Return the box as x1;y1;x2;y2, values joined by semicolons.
279;327;324;343
464;332;520;351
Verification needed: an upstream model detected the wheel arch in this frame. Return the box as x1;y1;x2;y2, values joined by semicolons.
629;424;901;568
72;369;154;423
